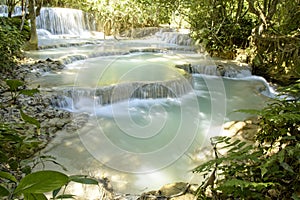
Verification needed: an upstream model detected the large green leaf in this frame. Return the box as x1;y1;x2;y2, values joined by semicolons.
20;109;41;128
69;175;99;185
14;170;69;195
0;171;17;182
24;193;48;200
0;185;9;197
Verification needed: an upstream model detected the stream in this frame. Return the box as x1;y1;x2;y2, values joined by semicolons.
20;7;275;199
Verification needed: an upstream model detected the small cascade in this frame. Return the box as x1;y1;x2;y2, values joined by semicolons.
51;78;193;111
175;62;252;78
193;64;219;76
36;7;96;36
156;31;193;46
241;76;277;98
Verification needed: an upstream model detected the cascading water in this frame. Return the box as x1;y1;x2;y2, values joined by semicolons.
23;8;277;198
51;78;193;110
36;7;96;36
32;49;274;198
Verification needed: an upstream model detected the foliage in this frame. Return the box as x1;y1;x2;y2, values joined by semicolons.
4;79;39;104
247;0;300;85
0;113;64;199
194;83;300;199
278;79;300;101
183;0;255;58
0;17;28;72
0;78;103;199
0;170;100;199
87;0;154;36
165;0;299;84
0;82;44;185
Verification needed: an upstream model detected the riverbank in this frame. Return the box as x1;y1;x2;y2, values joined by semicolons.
0;58;88;134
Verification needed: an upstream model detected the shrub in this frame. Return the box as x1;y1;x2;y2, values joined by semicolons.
0;17;29;72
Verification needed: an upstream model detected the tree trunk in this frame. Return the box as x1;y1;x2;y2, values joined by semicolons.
20;0;28;31
25;0;38;50
235;0;244;22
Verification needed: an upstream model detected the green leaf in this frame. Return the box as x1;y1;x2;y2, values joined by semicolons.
20;109;40;128
14;170;69;195
0;185;10;197
193;157;225;173
21;165;32;175
0;152;8;163
56;194;76;199
292;192;300;200
20;89;39;96
24;193;48;200
52;187;61;198
220;139;241;149
69;175;99;185
0;171;17;182
278;150;285;163
260;166;268;178
5;79;24;91
280;162;295;173
219;179;274;192
44;159;68;171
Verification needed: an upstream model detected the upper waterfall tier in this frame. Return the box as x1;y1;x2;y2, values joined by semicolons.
36;7;96;35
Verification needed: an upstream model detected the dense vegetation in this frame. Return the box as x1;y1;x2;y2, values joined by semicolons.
0;0;299;199
194;82;300;199
180;0;299;85
0;80;105;199
0;17;29;72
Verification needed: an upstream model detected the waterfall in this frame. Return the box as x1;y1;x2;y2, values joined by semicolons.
0;5;22;17
0;6;97;36
51;78;193;111
36;7;96;35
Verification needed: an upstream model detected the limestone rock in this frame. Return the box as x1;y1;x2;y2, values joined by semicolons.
138;182;197;200
170;193;195;200
159;182;190;197
223;117;261;141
